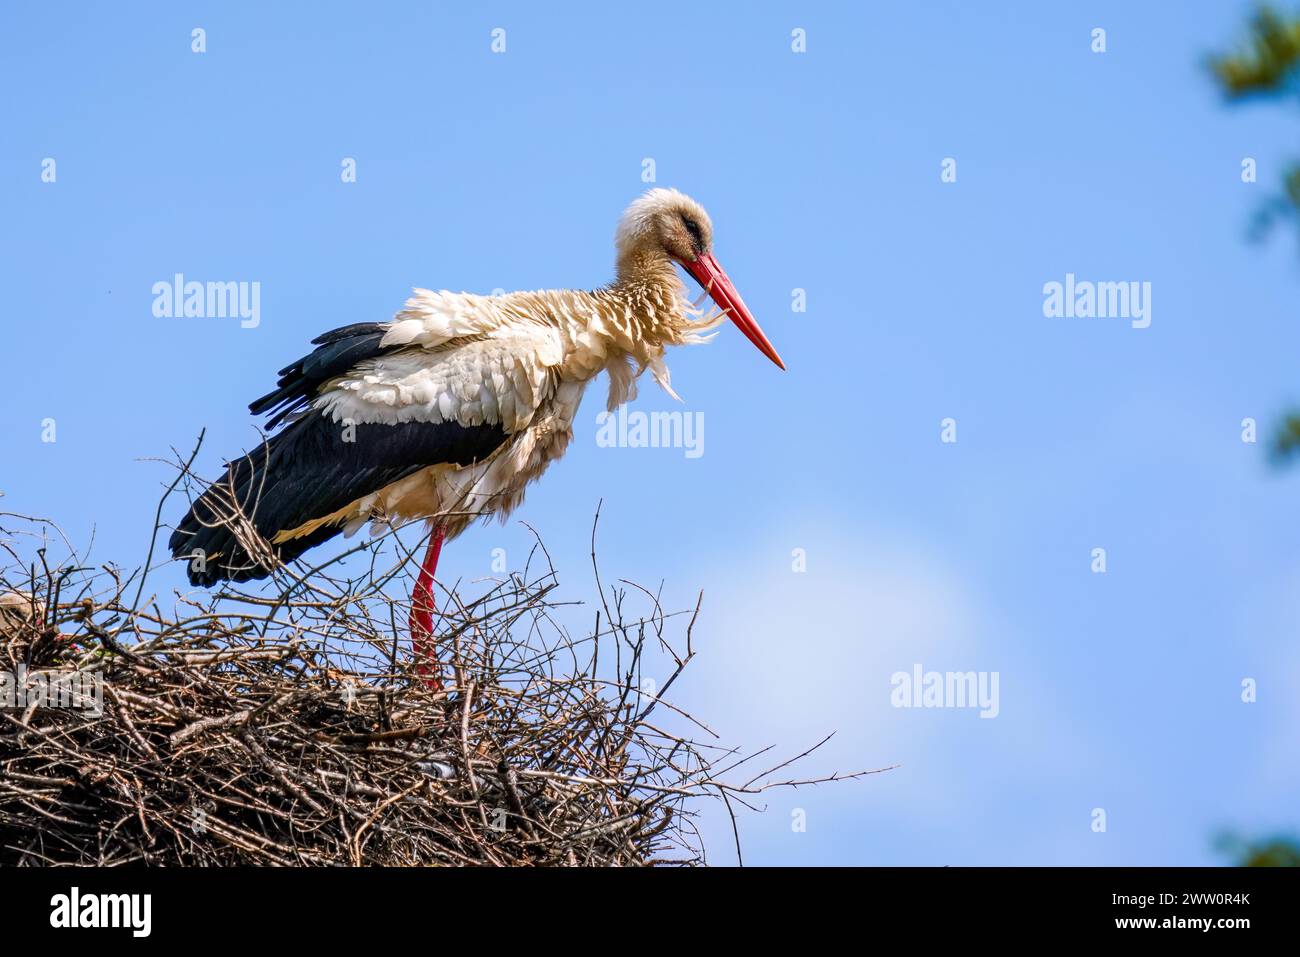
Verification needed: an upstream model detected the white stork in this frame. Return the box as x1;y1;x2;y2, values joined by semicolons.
169;188;784;687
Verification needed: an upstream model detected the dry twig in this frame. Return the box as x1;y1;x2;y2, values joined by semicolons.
0;452;883;866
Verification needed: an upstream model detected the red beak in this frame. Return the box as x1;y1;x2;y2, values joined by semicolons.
681;251;786;370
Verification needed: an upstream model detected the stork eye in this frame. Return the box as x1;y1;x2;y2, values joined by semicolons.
681;216;704;254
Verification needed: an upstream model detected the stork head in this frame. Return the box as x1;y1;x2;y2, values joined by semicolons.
615;188;785;370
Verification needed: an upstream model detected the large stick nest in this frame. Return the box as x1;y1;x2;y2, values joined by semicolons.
0;488;872;866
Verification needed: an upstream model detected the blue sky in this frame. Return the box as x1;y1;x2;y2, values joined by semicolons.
3;1;1299;865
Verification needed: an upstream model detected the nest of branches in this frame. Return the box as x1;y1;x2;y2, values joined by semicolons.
0;476;873;867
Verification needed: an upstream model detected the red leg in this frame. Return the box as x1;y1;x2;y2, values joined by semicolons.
410;524;446;690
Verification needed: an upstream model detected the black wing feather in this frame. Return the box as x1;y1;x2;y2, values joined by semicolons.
249;322;395;429
172;321;509;586
168;410;507;586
